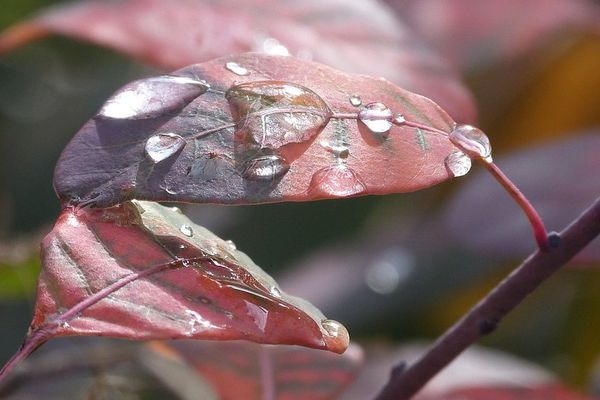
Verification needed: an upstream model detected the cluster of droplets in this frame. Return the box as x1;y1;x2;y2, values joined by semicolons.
445;124;493;177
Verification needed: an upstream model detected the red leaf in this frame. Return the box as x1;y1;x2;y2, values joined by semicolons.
33;200;348;353
442;131;600;262
0;0;476;122
150;340;363;400
385;0;600;70
54;53;465;208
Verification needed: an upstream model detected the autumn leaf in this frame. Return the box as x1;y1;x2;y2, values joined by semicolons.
0;0;475;122
22;200;348;362
54;53;469;208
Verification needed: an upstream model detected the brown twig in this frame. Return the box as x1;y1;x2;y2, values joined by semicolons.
375;195;600;400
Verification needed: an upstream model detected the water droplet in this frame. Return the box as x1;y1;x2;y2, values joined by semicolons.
225;240;237;251
445;150;472;177
358;102;393;134
349;95;362;107
449;124;492;161
145;133;186;163
179;224;194;237
99;75;209;119
170;206;182;214
261;37;290;56
394;113;406;124
320;319;349;353
365;248;415;295
226;81;331;149
309;165;366;197
225;61;250;76
243;154;290;181
321;319;343;337
270;286;282;298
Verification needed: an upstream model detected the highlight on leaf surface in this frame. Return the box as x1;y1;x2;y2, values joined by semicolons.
0;0;476;122
54;53;480;209
32;200;348;353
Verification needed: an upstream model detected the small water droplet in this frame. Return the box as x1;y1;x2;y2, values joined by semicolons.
226;81;331;149
449;124;492;161
349;95;362;107
145;133;186;163
225;61;250;76
243;154;290;181
309;165;366;197
394;113;406;124
261;37;290;56
270;286;282;298
179;224;194;237
359;102;393;135
445;150;472;177
170;206;182;214
225;240;237;251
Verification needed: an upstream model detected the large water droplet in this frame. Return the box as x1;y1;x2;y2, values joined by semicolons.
226;81;331;149
99;75;209;119
349;95;362;107
309;165;366;197
449;124;492;161
243;154;290;181
179;224;194;237
445;150;472;177
224;61;250;76
144;133;186;163
358;102;393;134
320;319;350;353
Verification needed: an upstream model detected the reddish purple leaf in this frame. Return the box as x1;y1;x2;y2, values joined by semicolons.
32;200;348;353
385;0;600;70
0;0;476;122
150;340;363;400
442;131;600;262
54;53;468;208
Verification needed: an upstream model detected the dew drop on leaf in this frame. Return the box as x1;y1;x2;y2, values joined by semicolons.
243;154;290;181
445;150;472;177
179;224;194;237
144;133;186;163
358;102;393;134
224;61;250;76
99;75;209;119
321;319;346;339
394;113;406;124
309;165;366;197
349;95;362;107
449;124;493;161
270;286;282;298
225;240;236;251
226;81;331;149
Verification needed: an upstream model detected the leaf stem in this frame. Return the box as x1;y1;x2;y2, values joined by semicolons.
481;160;550;251
375;195;600;399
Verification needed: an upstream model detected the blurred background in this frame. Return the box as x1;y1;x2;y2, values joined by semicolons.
1;0;600;398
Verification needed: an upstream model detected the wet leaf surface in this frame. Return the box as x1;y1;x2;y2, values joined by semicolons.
149;340;363;400
442;132;600;262
32;200;348;353
386;0;600;70
0;0;475;122
54;53;463;208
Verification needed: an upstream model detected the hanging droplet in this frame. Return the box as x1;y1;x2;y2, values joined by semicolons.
359;102;393;134
226;81;331;149
349;95;362;107
179;224;194;237
243;154;290;181
99;75;209;120
445;150;472;177
270;286;282;298
309;165;366;197
449;124;492;161
144;133;186;163
320;319;349;353
224;61;250;76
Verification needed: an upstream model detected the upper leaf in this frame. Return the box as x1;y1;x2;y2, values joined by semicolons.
0;0;476;122
54;53;462;208
35;200;348;353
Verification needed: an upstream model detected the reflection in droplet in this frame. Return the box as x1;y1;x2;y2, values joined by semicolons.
99;75;209;119
445;150;472;177
349;95;362;107
179;224;194;237
145;133;186;163
270;286;282;298
359;102;393;135
449;124;493;161
225;62;250;76
309;165;366;197
261;37;290;56
365;248;415;294
226;81;331;149
243;154;290;181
